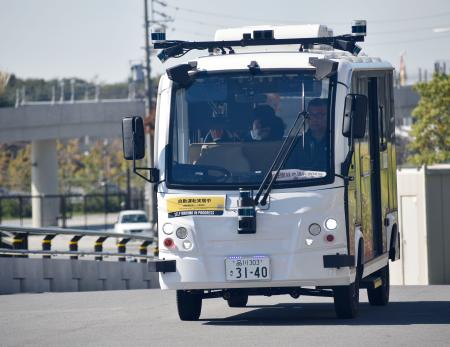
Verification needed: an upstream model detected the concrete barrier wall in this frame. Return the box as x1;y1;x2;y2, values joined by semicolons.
425;166;450;284
0;258;159;294
392;165;450;285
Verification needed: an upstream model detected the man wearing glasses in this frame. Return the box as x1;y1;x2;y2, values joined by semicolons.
304;98;328;170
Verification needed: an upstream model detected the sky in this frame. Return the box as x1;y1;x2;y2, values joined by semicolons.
1;0;449;84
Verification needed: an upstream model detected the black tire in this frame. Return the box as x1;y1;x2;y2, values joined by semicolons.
227;294;248;308
333;262;362;319
367;264;390;306
176;290;202;321
333;281;360;319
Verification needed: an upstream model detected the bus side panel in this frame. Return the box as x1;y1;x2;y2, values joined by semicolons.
352;74;376;261
379;73;390;253
387;71;398;212
348;146;358;258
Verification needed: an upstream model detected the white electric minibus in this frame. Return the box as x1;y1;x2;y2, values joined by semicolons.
122;21;400;320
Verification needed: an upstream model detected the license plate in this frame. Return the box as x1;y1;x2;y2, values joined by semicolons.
225;256;271;281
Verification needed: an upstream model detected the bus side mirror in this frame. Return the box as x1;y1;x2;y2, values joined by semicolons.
122;116;145;160
342;94;367;139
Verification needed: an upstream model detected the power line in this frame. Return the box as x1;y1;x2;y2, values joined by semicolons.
167;3;450;27
370;23;450;36
369;11;450;24
368;32;450;46
172;16;228;28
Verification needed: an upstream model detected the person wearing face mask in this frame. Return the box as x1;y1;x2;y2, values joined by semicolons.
248;105;284;141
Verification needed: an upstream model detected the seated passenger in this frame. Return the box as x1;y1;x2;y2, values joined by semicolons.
248;105;285;141
204;128;232;142
204;118;232;143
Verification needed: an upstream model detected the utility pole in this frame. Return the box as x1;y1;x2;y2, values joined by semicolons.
144;0;152;114
143;0;172;227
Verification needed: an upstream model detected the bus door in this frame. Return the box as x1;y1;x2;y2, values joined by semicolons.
353;72;386;261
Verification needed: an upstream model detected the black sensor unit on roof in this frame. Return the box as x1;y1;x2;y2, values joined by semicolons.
247;60;260;74
309;58;339;80
253;29;274;40
351;20;367;36
151;32;166;41
166;62;197;87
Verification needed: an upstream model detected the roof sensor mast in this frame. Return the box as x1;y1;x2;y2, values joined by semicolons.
152;20;367;62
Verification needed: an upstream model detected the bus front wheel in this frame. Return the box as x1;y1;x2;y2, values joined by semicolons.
333;263;362;319
176;290;202;321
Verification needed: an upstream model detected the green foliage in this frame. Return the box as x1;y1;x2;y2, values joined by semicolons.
0;139;144;195
5;144;31;192
0;71;10;94
57;138;144;193
408;73;450;165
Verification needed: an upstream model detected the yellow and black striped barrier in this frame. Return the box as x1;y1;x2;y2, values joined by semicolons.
117;238;131;262
0;225;156;262
12;233;28;258
41;235;56;259
139;240;153;263
94;236;108;261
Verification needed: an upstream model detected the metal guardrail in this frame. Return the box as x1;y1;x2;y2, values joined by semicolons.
0;192;145;228
0;225;157;262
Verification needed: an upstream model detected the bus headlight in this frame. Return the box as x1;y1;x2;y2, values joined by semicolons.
325;218;338;230
308;223;321;236
176;226;188;239
162;223;174;235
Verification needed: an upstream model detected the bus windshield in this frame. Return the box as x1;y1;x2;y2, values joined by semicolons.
168;71;333;187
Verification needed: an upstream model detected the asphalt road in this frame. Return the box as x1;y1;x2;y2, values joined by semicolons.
1;286;450;347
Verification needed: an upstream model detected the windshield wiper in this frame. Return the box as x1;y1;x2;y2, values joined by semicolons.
254;82;309;206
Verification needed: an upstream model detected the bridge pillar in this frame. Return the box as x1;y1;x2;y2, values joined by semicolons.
31;139;59;227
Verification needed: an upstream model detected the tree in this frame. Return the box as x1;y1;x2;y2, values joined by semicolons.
6;144;31;192
0;144;11;189
0;71;10;94
57;139;84;192
408;73;450;165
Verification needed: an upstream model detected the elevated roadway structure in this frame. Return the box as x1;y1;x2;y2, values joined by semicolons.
0;100;145;226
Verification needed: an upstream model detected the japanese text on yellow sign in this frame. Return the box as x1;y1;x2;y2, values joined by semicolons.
166;196;225;218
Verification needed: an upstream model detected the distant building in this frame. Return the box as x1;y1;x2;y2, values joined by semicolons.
394;85;420;165
394;85;419;129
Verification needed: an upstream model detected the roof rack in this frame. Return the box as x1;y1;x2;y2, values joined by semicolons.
153;20;367;62
154;34;364;62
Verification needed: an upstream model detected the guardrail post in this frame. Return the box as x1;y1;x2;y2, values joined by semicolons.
140;241;152;263
153;244;159;257
117;238;131;262
13;233;28;257
42;235;56;259
69;235;83;259
60;196;67;228
94;236;108;261
0;197;3;224
19;196;24;226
